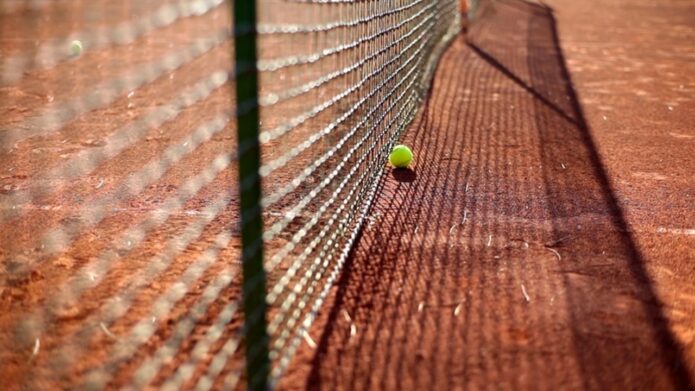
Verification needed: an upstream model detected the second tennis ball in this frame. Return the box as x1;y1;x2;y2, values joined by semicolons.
69;40;83;57
389;144;413;168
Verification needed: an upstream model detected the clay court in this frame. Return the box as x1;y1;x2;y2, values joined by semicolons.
1;0;693;390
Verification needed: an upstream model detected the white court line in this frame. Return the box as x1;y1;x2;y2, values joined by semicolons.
655;227;695;236
0;203;223;217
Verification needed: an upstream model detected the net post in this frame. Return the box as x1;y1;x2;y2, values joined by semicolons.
232;0;270;390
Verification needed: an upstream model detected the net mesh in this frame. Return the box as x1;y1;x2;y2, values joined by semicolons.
254;0;458;383
0;0;457;388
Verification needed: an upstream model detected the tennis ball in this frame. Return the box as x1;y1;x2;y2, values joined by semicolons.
389;144;413;168
69;40;83;57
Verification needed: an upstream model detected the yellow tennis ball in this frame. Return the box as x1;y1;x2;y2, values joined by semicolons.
69;40;83;57
389;144;413;168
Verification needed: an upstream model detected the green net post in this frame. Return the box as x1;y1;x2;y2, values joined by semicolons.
232;0;270;390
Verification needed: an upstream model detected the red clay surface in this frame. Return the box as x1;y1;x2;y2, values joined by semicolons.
280;0;694;389
1;0;693;390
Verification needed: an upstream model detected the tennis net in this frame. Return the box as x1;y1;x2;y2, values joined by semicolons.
246;0;460;386
0;0;459;388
